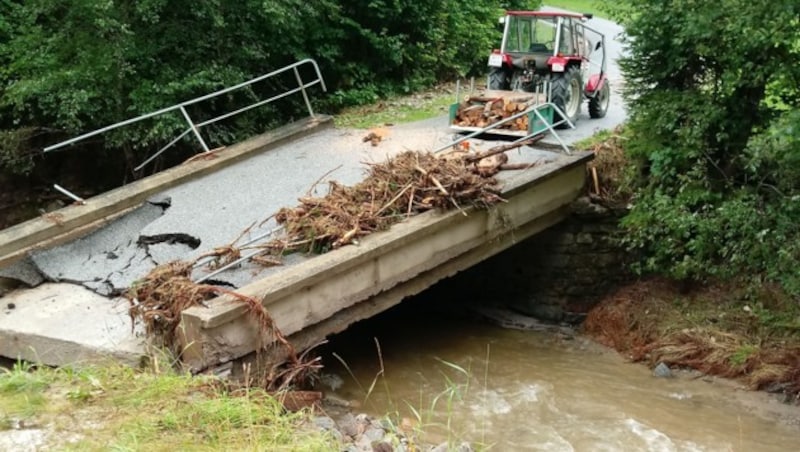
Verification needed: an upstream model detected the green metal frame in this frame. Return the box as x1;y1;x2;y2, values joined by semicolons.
449;102;555;138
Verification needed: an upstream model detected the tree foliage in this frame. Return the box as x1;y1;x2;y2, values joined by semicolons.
0;0;539;178
614;0;800;293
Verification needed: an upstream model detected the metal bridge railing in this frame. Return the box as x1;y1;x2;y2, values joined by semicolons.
44;59;327;176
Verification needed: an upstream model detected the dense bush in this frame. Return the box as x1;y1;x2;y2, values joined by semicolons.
0;0;539;178
613;1;800;294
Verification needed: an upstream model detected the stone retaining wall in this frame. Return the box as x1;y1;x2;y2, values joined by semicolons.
449;196;632;322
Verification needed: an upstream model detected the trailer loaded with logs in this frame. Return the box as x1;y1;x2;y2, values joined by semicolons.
450;90;551;137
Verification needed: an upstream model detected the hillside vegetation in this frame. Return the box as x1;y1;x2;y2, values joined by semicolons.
0;0;539;182
611;0;800;295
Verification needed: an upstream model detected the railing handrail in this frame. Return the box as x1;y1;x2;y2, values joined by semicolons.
43;58;327;158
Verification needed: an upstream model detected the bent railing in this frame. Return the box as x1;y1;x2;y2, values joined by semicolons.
44;59;327;175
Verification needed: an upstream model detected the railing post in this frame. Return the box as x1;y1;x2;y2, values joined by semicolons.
532;104;572;154
294;66;315;118
180;106;210;152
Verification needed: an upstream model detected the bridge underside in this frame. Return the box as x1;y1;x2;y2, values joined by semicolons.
180;154;590;372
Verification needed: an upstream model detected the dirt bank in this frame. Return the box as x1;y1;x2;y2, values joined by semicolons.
583;278;800;403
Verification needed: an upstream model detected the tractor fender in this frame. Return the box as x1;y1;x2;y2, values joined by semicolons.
585;74;607;95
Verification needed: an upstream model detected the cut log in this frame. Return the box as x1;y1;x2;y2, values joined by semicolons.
466;135;544;163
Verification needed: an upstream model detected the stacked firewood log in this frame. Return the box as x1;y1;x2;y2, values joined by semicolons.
453;94;538;131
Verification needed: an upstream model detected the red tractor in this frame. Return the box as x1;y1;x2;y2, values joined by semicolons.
487;10;610;127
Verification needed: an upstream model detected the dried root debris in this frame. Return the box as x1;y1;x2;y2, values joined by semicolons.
126;260;296;367
268;149;521;253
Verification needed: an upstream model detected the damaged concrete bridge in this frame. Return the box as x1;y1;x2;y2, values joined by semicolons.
0;112;595;371
0;17;626;371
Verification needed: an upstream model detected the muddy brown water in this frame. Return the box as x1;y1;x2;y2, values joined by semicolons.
322;299;800;451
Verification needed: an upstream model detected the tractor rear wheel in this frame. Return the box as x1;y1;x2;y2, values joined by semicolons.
488;67;509;90
550;66;581;129
588;79;610;118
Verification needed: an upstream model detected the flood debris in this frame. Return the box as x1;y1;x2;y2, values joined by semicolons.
584;279;800;401
264;149;516;254
126;261;295;362
127;146;542;384
362;126;390;146
582;126;630;203
195;223;255;270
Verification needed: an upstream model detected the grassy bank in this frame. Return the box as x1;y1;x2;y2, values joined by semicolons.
334;84;457;129
0;362;336;450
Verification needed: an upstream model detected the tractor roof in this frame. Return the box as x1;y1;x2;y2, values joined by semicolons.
506;10;587;19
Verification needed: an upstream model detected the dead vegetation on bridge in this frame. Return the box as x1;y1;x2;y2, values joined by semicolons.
267;149;514;253
127;144;544;385
127;261;296;360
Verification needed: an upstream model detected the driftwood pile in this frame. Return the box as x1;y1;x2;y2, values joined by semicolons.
269;145;546;253
453;93;540;131
126;261;299;371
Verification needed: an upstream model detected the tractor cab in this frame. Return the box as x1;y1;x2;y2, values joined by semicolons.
500;13;572;73
449;9;611;140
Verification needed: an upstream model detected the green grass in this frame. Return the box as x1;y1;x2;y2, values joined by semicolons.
572;128;615;150
334;86;457;129
0;362;336;451
0;361;53;425
545;1;608;18
730;345;758;366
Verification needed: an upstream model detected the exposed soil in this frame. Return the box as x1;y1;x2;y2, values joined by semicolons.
583;278;800;402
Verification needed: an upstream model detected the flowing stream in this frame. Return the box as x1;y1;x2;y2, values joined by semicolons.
322;298;800;451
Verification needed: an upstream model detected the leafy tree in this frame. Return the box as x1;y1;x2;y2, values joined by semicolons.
0;0;540;179
614;0;800;293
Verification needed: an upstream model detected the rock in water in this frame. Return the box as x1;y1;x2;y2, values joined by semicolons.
313;416;336;431
653;362;673;378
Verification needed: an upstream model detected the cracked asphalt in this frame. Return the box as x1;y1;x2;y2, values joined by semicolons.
0;11;627;298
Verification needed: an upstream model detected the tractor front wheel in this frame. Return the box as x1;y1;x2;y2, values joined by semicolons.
488;67;510;90
588;79;610;119
550;66;582;129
